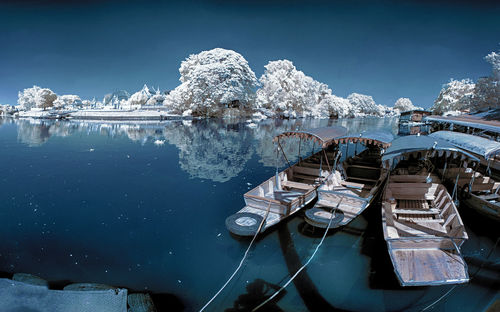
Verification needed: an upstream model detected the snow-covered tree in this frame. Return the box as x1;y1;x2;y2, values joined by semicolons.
347;93;385;117
485;51;500;80
470;50;500;111
431;79;475;114
317;94;352;118
128;84;152;106
256;59;352;118
53;95;82;108
165;48;258;117
145;87;165;106
17;86;58;110
393;97;422;113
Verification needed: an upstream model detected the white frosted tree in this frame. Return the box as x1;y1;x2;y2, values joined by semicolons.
317;94;352;118
128;84;152;106
17;86;58;110
347;93;385;117
145;87;165;106
53;95;82;108
431;79;475;114
256;59;352;118
471;50;500;111
165;48;258;117
393;97;422;113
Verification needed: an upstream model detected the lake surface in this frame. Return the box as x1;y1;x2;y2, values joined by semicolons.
0;117;498;312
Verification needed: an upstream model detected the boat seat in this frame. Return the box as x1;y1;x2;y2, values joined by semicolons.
341;181;366;189
394;208;440;215
293;174;322;182
282;181;314;190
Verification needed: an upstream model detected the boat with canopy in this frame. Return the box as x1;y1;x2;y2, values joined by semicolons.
429;131;500;221
304;130;394;229
381;135;479;286
225;126;347;236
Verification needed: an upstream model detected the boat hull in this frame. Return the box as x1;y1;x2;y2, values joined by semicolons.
382;180;469;286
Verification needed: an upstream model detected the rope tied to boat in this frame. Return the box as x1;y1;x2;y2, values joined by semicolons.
251;197;344;312
199;200;273;312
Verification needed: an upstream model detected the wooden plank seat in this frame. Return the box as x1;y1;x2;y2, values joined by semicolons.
394;208;440;215
347;164;381;170
293;174;322;182
397;199;430;210
294;166;328;177
281;180;314;190
341;181;367;189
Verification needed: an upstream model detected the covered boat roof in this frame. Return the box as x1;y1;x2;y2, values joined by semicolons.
382;135;480;163
273;126;347;148
333;130;394;148
429;131;500;160
424;115;500;135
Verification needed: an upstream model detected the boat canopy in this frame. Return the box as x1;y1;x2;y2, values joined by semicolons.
429;131;500;160
382;135;480;165
333;130;394;149
273;126;347;148
424;115;500;135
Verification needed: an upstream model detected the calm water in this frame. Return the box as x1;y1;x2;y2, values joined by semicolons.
0;117;498;312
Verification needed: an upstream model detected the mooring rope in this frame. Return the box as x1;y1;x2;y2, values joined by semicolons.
251;198;344;312
199;201;273;312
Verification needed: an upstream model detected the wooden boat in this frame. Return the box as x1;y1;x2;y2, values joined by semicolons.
225;126;347;237
429;131;500;221
304;131;393;229
380;135;479;286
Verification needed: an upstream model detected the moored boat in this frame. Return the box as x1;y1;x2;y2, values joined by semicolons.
429;131;500;221
380;135;480;286
304;131;393;229
225;126;347;237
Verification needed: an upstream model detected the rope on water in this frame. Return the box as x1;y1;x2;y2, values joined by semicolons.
199;201;272;312
251;198;344;312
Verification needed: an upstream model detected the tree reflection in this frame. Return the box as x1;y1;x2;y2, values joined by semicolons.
11;117;398;182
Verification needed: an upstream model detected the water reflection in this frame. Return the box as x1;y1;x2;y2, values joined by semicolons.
3;117;398;182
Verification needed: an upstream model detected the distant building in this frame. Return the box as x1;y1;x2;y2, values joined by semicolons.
399;110;432;123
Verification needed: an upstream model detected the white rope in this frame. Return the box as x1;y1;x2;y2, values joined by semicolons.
251;198;344;312
199;201;272;312
420;285;458;311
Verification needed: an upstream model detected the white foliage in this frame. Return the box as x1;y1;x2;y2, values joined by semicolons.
485;51;500;80
256;59;352;118
53;94;82;108
17;86;58;110
165;48;258;117
128;84;152;106
431;79;475;114
347;93;384;117
393;97;423;114
471;50;500;111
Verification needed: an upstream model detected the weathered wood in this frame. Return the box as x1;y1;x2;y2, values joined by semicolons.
282;180;314;190
382;179;469;286
128;293;157;312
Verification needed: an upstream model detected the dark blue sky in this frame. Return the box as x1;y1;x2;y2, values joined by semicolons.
1;0;499;108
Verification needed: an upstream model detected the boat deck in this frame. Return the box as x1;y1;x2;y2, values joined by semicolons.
390;249;468;286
